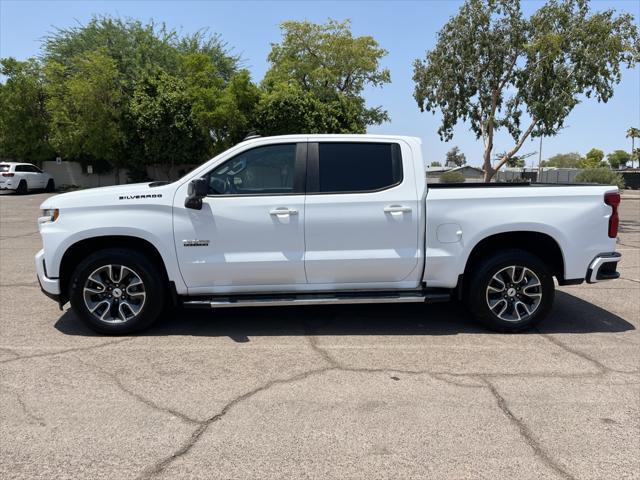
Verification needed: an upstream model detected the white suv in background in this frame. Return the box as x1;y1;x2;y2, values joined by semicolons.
0;162;55;194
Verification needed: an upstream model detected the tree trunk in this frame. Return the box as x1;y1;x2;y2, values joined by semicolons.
482;130;495;182
483;164;496;182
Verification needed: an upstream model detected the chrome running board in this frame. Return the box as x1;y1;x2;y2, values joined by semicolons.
182;290;450;309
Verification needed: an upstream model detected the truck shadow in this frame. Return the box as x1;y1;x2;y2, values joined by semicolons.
54;290;635;340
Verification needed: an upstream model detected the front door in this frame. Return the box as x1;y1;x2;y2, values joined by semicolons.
304;141;420;286
173;142;308;292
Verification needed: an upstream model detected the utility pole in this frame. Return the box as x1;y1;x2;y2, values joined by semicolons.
537;135;543;181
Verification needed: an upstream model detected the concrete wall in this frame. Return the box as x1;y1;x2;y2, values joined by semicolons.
42;161;128;188
537;168;581;184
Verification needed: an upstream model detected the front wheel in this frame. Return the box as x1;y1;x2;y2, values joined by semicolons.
69;248;165;334
45;179;55;192
465;249;555;332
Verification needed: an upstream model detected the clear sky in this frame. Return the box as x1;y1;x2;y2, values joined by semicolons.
1;0;639;166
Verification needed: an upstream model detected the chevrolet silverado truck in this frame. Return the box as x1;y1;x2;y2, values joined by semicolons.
35;135;622;334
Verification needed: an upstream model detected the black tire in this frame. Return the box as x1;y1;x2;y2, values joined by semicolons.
69;248;166;334
464;249;554;333
45;179;55;192
16;180;27;195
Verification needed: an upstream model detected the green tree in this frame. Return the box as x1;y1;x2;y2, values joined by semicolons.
627;127;640;167
45;50;125;176
181;52;260;152
261;19;390;134
430;161;442;167
413;0;639;181
633;148;640;168
130;70;204;180
0;58;54;163
575;167;625;188
579;148;606;169
607;150;631;169
541;152;583;168
445;146;466;167
41;15;246;177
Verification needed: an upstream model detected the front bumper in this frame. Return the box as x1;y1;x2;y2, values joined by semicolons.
35;249;60;297
586;252;621;284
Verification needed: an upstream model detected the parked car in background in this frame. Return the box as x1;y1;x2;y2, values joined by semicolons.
0;162;55;194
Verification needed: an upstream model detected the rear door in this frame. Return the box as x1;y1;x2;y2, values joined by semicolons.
304;140;420;286
14;165;31;188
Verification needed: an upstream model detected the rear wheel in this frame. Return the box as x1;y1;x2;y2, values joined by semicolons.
69;248;165;334
45;179;55;192
465;249;554;332
16;180;27;195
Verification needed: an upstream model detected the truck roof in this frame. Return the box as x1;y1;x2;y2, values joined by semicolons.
238;134;422;144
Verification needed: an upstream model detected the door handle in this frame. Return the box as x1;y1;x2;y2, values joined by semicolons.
384;205;412;214
270;207;298;216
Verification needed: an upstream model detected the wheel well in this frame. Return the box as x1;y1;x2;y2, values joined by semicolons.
464;231;565;282
59;236;169;301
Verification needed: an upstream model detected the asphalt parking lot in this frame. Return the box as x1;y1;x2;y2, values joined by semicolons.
0;190;638;480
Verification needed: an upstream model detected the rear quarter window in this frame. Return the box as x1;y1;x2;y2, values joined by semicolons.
0;164;10;172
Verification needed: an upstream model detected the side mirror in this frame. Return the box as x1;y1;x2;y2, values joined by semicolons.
185;178;208;210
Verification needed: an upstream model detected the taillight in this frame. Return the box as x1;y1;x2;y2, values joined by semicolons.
1;172;14;177
604;191;620;238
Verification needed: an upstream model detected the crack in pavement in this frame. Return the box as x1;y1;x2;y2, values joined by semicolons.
0;338;134;366
480;377;577;480
24;320;631;480
135;365;334;480
303;329;603;480
536;330;633;375
0;382;46;426
74;356;202;425
620;276;640;284
0;346;20;358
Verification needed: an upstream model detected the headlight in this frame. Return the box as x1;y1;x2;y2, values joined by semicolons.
38;208;59;224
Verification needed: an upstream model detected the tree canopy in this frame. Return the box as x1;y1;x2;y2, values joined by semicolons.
607;150;630;169
541;152;582;168
413;0;639;181
579;148;606;168
260;19;390;134
1;16;390;178
0;58;53;164
445;146;467;167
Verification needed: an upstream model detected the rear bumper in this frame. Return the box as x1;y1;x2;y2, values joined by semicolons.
35;249;60;297
586;252;621;284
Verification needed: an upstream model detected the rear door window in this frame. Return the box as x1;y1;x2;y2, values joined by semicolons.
316;143;402;193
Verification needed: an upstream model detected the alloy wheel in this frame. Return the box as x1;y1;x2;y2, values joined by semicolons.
83;264;146;323
485;265;542;322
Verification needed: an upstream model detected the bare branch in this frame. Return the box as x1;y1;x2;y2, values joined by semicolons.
494;118;539;171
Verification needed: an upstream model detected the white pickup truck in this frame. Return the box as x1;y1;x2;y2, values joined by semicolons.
36;134;621;334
